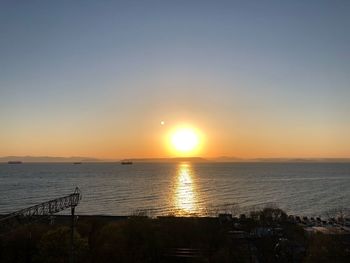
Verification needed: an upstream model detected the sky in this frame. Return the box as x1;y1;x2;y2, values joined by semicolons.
1;0;349;159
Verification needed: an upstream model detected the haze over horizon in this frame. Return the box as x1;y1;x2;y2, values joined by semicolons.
1;155;350;164
1;0;349;159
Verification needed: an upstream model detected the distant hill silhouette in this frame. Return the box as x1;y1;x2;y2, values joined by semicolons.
1;156;349;163
0;156;102;163
122;157;209;163
210;156;350;163
0;156;209;163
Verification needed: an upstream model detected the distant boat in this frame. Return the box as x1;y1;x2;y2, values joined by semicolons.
8;161;22;164
121;161;133;165
73;162;82;165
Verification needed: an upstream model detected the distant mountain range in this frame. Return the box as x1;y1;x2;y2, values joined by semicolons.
0;156;209;163
121;157;209;163
1;156;349;163
0;156;102;163
211;156;350;163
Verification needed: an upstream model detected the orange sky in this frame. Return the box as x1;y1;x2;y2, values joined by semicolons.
1;114;349;159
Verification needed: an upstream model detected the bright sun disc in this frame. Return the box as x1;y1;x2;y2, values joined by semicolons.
171;128;199;153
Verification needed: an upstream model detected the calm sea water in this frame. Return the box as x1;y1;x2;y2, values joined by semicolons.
0;162;349;217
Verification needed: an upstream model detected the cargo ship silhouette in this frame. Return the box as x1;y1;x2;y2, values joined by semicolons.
7;161;22;164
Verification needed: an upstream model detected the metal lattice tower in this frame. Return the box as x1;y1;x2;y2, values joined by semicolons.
0;187;81;232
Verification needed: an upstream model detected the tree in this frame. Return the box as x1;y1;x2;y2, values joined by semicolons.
36;227;88;263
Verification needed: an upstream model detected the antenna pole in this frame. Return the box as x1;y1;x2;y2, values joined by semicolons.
70;206;75;263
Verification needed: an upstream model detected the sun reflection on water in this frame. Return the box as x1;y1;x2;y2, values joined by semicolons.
173;163;199;216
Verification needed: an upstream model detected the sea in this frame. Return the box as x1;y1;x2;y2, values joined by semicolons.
0;162;349;217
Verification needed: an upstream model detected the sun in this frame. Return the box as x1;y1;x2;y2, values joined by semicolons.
171;128;199;154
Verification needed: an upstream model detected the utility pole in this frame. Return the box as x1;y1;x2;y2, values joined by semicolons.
70;206;75;263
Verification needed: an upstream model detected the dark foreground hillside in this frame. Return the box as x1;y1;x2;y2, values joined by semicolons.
0;208;349;263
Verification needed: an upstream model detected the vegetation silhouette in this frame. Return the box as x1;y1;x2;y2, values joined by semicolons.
0;207;349;262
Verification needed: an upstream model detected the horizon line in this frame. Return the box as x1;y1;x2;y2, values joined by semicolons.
1;155;350;163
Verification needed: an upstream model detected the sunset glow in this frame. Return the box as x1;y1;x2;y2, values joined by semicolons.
1;2;350;261
171;128;198;152
167;126;203;156
173;163;199;215
1;1;349;160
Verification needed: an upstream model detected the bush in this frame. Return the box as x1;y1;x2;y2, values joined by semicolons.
36;226;88;263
